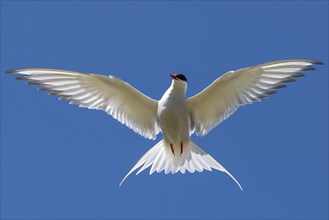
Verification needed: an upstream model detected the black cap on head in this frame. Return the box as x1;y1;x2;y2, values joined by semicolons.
172;74;187;82
169;73;188;82
176;74;187;82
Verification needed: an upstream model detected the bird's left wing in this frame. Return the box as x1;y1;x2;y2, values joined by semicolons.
187;59;322;136
6;68;160;139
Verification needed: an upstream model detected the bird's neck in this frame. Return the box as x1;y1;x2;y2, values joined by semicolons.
167;80;187;99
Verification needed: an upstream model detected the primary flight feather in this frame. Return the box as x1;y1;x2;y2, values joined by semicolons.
6;59;323;190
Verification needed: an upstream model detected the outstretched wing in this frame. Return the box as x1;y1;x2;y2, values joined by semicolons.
187;59;323;136
6;68;160;139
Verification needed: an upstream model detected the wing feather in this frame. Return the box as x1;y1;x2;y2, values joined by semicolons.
187;59;322;136
6;68;160;139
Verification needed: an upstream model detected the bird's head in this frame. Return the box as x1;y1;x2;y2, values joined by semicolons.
169;73;188;82
169;73;188;96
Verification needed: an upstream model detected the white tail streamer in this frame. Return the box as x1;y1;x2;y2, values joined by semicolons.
119;140;242;190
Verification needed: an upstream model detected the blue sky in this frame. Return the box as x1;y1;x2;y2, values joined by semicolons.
1;1;328;219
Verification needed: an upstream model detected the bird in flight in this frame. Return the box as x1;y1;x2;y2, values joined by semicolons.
6;59;322;190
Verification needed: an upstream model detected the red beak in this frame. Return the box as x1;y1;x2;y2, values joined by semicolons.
169;74;178;80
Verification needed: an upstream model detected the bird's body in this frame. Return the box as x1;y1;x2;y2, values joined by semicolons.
6;59;323;190
158;79;189;158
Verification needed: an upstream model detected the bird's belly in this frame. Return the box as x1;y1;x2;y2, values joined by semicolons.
158;104;190;144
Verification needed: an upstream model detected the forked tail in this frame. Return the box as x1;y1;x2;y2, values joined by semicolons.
119;140;242;190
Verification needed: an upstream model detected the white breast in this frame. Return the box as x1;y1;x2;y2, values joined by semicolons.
157;80;190;146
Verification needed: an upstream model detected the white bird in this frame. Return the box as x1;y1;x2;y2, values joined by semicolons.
6;59;322;190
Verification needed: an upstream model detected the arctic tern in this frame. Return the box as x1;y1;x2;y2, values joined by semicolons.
6;59;322;190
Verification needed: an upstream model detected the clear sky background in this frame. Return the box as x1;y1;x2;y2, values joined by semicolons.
1;1;328;219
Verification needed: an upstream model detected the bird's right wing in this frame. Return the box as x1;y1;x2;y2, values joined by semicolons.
6;68;160;139
187;59;322;136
